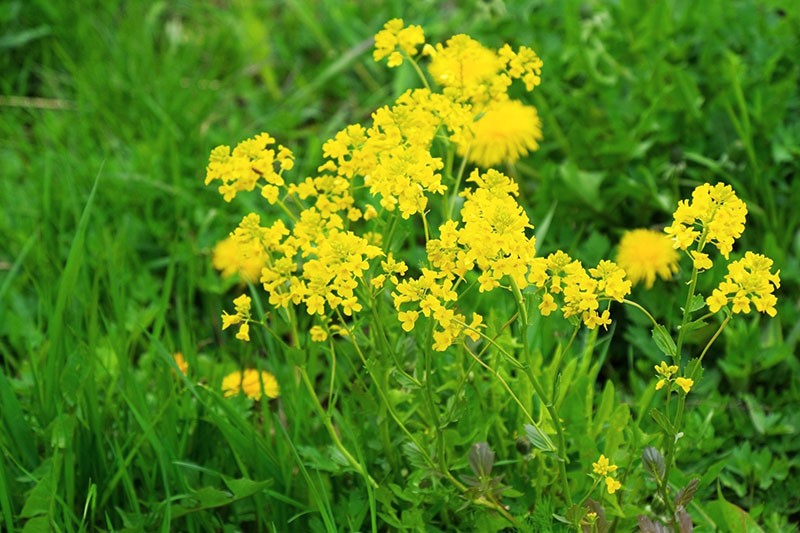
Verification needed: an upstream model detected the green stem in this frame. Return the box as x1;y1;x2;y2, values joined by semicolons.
510;280;573;507
298;365;378;488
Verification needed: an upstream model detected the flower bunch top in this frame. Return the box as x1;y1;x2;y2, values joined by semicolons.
665;183;747;259
372;18;544;168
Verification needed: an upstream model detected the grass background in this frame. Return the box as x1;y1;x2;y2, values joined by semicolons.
1;0;798;530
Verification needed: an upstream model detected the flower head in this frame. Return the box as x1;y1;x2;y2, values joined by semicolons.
222;369;280;400
675;377;694;394
616;229;680;288
460;99;542;168
592;454;618;476
221;294;252;342
706;252;780;316
212;234;265;283
665;183;747;259
373;19;425;67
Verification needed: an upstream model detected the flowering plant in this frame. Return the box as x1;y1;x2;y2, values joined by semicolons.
205;19;780;530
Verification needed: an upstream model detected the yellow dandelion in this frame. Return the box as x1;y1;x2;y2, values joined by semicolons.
212;235;264;283
222;369;280;400
616;229;680;288
460;99;542;168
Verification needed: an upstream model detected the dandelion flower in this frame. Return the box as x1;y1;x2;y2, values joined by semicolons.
212;235;265;283
222;369;280;400
616;229;679;288
460;100;542;168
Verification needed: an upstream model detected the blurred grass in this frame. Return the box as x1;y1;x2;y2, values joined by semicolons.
1;0;799;530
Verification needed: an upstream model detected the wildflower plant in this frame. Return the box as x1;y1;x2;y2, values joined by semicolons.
204;19;780;530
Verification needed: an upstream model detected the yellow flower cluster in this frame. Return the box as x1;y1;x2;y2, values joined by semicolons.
374;19;543;168
706;252;780;316
221;369;280;400
205;133;294;203
665;183;747;259
592;454;622;494
321;89;473;219
654;361;693;394
205;21;631;351
615;229;680;288
372;18;425;67
222;294;252;342
529;252;631;330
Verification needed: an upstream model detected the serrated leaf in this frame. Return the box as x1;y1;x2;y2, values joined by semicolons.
524;423;556;452
685;358;704;383
680;319;707;335
675;478;700;508
650;408;676;436
642;446;666;482
652;325;677;358
685;294;706;313
222;475;272;499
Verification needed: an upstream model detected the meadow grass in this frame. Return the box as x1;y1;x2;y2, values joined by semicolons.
1;1;798;531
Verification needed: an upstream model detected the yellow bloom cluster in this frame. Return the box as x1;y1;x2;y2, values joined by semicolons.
205;21;631;351
375;19;544;168
654;361;693;393
592;454;622;495
205;133;294;203
706;252;780;316
665;183;747;259
529;252;631;330
321;89;473;219
221;369;280;400
372;18;425;67
222;294;252;341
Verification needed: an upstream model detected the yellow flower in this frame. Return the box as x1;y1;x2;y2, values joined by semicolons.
221;294;252;342
675;377;694;394
605;476;622;495
691;251;713;271
212;235;265;283
310;326;328;342
664;183;747;259
222;369;280;400
592;454;618;476
373;19;425;67
616;229;679;288
173;352;188;375
706;252;780;316
460;99;542;168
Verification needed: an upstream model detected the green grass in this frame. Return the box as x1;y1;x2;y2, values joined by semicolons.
1;0;799;530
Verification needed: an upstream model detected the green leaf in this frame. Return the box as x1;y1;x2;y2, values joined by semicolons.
524;424;556;453
642;446;666;483
674;478;700;508
20;467;54;519
650;408;675;436
222;475;272;499
685;294;706;313
705;498;764;533
652;325;677;359
21;516;51;533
